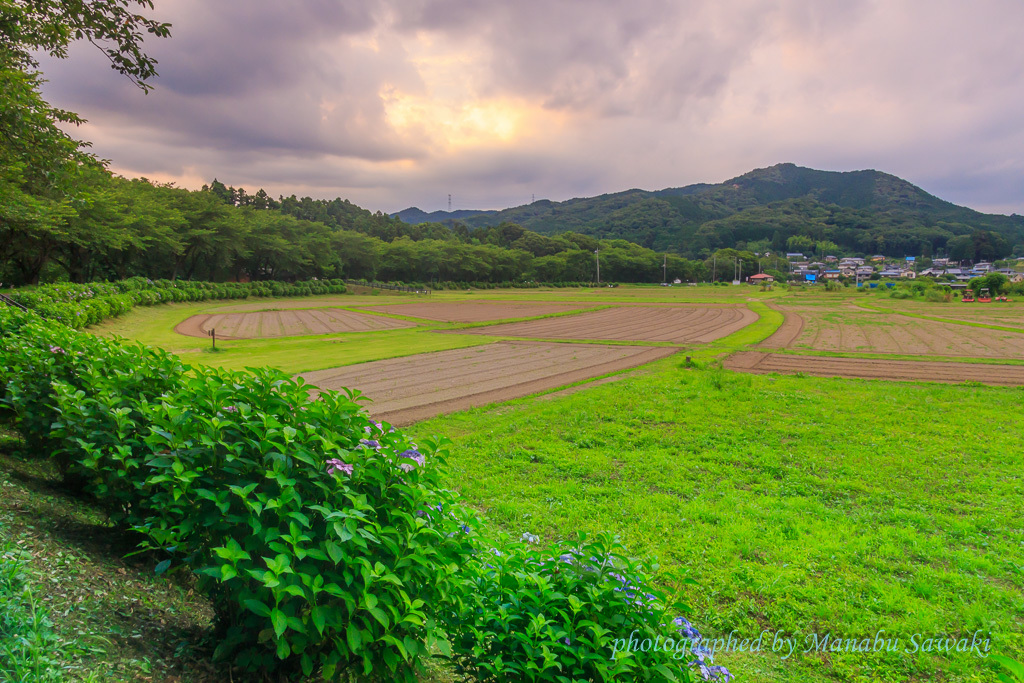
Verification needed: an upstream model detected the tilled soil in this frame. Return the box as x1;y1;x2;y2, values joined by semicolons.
457;305;757;343
773;309;1024;358
175;309;414;339
298;341;677;425
725;351;1024;385
759;306;804;348
357;302;594;322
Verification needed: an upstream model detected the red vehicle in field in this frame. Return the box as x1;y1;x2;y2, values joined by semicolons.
978;288;992;303
962;290;975;302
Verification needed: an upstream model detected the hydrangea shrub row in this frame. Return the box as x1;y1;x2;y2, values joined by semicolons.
4;277;347;329
0;307;471;680
0;303;727;682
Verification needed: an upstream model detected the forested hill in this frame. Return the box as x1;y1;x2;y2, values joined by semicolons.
395;164;1024;259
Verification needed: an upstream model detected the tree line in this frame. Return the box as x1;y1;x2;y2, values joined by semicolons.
2;168;711;286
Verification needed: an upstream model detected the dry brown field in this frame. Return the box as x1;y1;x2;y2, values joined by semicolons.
299;341;676;425
176;309;414;339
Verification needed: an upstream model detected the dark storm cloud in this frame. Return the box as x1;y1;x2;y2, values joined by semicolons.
40;0;418;162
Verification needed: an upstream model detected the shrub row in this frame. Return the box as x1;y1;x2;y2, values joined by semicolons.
0;304;724;682
0;308;468;679
3;278;347;329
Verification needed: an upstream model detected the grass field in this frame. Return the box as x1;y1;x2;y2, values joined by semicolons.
6;284;1024;681
408;363;1024;682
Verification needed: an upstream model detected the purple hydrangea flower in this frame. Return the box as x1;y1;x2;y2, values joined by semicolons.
359;439;381;450
400;449;425;467
562;636;571;646
326;458;353;476
707;665;733;682
521;532;539;544
49;345;65;354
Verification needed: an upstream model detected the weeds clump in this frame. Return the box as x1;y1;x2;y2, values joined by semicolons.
0;540;64;682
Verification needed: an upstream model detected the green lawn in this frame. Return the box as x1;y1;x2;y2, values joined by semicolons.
409;363;1024;682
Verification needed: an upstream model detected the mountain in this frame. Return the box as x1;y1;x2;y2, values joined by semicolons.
391;207;497;224
393;164;1024;259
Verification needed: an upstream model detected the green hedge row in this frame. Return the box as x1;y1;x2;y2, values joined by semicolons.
4;277;347;329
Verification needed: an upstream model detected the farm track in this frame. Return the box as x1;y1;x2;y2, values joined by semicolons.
298;341;677;426
725;352;1024;385
456;305;757;343
175;309;415;339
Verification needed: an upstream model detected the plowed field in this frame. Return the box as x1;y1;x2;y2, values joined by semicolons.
358;302;593;322
176;309;414;339
298;341;677;425
726;351;1024;385
761;308;1024;358
459;305;756;343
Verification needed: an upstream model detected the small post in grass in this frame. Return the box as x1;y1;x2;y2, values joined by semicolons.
209;328;216;350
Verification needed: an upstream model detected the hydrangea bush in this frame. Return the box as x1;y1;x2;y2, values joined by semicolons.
443;532;730;683
132;367;474;679
3;277;347;329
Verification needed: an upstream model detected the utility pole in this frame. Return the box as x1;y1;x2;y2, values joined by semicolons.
712;256;716;283
663;254;667;283
595;248;601;285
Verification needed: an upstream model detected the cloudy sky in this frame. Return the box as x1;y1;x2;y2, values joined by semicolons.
38;0;1024;215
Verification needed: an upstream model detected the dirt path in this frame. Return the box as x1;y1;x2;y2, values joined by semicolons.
725;352;1024;386
299;341;677;425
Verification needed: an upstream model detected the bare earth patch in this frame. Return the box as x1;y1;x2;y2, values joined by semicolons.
298;341;677;425
358;301;594;322
725;352;1024;386
888;303;1024;329
458;305;757;343
175;309;414;339
759;306;804;349
776;309;1024;358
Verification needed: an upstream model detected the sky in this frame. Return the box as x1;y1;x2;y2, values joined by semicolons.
37;0;1024;215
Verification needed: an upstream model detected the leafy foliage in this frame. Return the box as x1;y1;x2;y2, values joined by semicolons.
0;306;472;679
0;539;64;682
445;533;705;683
